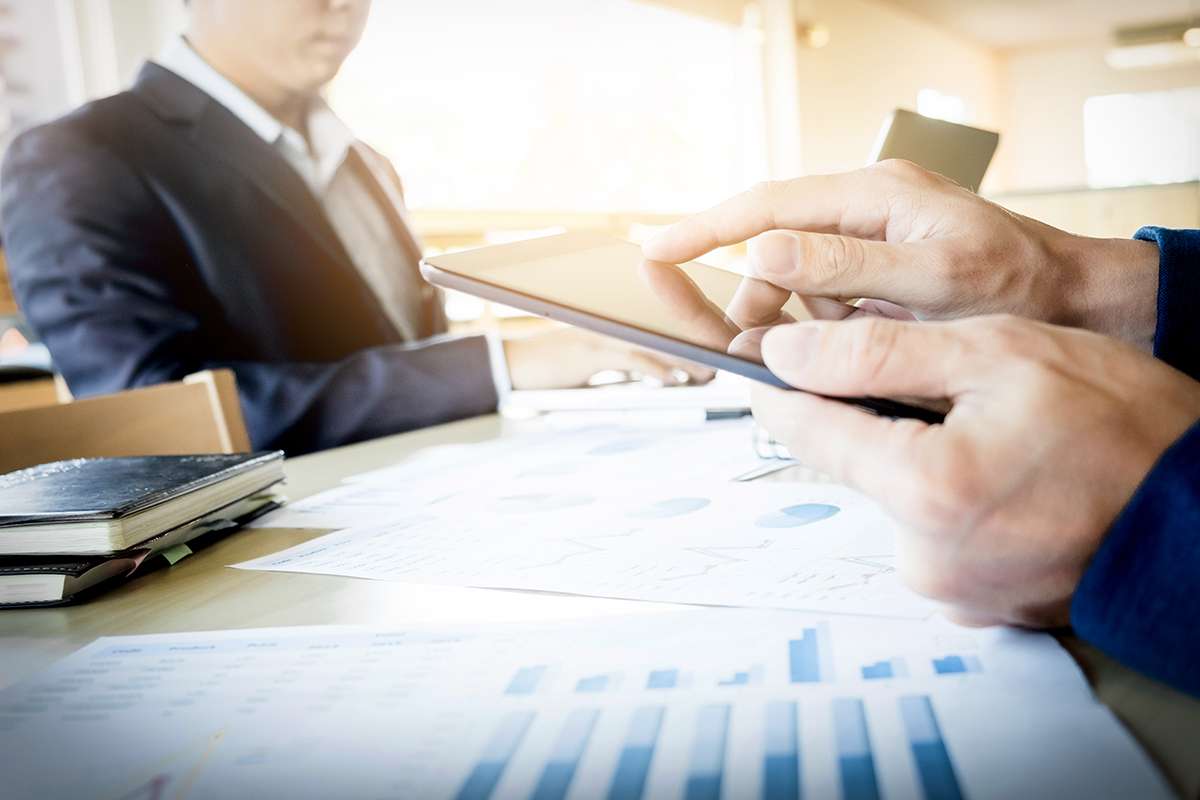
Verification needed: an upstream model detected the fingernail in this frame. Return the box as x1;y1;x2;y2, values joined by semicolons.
641;229;672;258
762;323;821;369
748;230;796;280
728;327;769;362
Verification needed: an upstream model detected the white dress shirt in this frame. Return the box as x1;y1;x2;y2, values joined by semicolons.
153;37;510;394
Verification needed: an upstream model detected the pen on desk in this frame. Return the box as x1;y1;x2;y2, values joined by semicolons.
705;407;752;421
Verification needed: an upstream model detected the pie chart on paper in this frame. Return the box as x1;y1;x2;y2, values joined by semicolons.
755;503;840;528
492;493;596;513
627;497;712;520
588;438;652;456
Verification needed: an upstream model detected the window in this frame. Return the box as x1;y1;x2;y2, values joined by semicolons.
916;88;967;124
328;0;766;215
1084;88;1200;188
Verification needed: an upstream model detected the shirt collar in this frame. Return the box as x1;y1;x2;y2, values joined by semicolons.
306;102;357;189
154;36;284;144
153;36;357;193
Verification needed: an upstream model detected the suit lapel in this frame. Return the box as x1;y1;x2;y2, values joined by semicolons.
193;107;351;266
344;146;445;338
132;63;402;340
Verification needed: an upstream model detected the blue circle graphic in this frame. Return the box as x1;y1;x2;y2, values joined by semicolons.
627;497;712;519
755;503;840;528
588;439;651;456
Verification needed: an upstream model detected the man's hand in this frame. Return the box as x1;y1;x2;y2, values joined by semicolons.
643;160;1161;349
503;326;714;390
751;314;1200;627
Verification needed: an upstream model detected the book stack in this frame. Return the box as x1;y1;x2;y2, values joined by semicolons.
0;452;285;607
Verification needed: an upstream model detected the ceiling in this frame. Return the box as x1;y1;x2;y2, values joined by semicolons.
878;0;1200;48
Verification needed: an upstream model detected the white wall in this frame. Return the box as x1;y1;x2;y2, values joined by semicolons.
791;0;1001;184
105;0;187;86
0;0;87;135
23;0;1196;199
0;0;185;144
996;42;1200;192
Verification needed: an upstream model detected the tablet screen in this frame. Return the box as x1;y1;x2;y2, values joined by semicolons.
461;234;809;362
426;232;947;424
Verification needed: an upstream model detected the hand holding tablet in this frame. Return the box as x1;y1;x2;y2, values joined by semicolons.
420;232;945;423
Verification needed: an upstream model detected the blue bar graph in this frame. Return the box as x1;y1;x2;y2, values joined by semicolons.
789;625;832;683
833;698;880;800
932;655;982;675
861;661;893;680
506;666;547;695
531;709;601;800
861;658;909;680
456;710;536;800
899;696;964;800
763;701;801;800
684;704;731;800
607;706;664;800
576;675;611;693
647;669;678;689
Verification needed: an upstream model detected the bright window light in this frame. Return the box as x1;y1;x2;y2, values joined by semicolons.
916;88;967;124
1084;88;1200;187
328;0;766;213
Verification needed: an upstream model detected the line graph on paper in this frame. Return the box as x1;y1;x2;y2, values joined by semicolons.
234;482;934;619
108;730;225;800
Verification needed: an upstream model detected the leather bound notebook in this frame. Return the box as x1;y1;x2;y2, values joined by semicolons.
0;453;285;555
0;494;282;608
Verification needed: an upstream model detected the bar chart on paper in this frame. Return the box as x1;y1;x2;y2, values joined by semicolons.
933;655;983;676
452;690;1142;800
442;610;1074;701
861;657;909;680
610;706;665;800
0;618;1174;800
492;619;939;700
647;669;681;690
789;624;834;684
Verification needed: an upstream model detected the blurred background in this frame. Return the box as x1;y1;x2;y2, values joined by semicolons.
0;0;1198;366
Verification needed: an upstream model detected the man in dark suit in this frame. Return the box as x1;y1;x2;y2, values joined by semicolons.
1;0;703;455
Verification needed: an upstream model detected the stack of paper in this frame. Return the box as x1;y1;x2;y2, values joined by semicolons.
4;417;1174;797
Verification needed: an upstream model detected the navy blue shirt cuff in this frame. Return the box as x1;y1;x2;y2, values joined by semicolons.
1071;420;1200;696
1135;226;1200;381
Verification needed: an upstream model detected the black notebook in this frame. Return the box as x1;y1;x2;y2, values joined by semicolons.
0;453;285;555
0;493;282;607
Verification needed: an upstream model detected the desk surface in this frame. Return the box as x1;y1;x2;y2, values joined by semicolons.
1;414;1198;797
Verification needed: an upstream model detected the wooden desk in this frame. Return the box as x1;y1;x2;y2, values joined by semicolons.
0;377;57;412
0;250;18;317
1;414;1197;797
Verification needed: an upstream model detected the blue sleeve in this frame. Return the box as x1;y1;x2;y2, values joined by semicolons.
1071;420;1200;696
1135;226;1200;381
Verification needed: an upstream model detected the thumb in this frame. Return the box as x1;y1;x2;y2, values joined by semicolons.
760;317;969;400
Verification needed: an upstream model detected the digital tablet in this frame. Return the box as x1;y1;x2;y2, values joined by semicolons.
421;232;944;424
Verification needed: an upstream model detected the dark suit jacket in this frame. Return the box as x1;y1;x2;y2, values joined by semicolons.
1072;226;1200;698
1;63;497;455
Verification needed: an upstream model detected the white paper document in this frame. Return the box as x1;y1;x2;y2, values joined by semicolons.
252;420;780;531
0;611;1169;799
501;371;752;415
237;480;934;618
345;419;770;489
